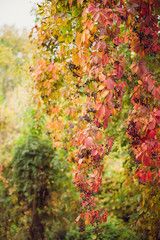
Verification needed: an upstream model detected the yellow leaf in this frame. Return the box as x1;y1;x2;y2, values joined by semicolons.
75;32;82;48
101;89;109;98
138;80;142;85
72;52;79;65
58;35;65;42
98;84;106;91
149;236;153;240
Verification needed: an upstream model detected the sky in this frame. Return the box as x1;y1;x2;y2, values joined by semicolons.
0;0;40;30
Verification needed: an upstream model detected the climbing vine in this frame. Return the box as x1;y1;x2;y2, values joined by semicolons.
30;0;160;235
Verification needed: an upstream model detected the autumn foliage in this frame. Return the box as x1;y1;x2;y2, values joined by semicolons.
30;0;160;235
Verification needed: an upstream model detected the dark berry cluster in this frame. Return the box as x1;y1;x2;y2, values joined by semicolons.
133;96;149;107
83;114;93;123
68;62;80;71
127;120;141;147
79;223;85;232
67;62;80;77
87;108;97;113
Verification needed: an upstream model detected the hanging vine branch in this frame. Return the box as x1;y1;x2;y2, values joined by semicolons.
30;0;160;234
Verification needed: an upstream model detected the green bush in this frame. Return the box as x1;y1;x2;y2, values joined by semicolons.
65;216;145;240
0;134;79;240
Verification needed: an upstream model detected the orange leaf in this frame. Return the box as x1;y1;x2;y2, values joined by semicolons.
96;132;103;141
85;215;91;225
69;0;73;8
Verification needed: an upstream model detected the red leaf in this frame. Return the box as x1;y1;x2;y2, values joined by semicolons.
135;170;140;178
154;110;160;117
105;77;115;90
147;77;154;92
143;154;152;167
95;102;102;111
137;60;147;75
106;91;113;101
136;169;147;183
115;63;123;79
145;27;151;35
103;117;108;130
105;106;111;118
114;7;126;15
98;41;107;51
134;42;140;53
98;104;105;119
78;0;83;4
72;169;79;173
155;156;160;167
155;116;160;124
154;109;160;124
146;171;152;182
152;87;160;100
101;210;108;223
85;137;93;148
88;4;97;14
93;56;100;64
94;12;100;22
105;136;114;148
92;149;98;156
114;37;123;45
102;0;107;5
148;116;156;130
102;53;109;66
147;130;156;139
